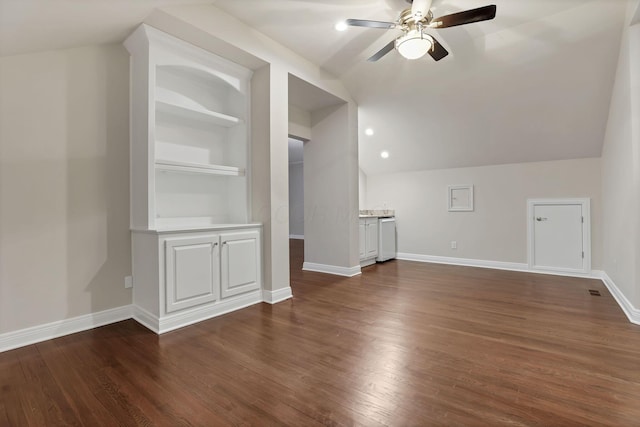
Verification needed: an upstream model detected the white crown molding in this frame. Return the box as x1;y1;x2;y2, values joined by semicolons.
599;272;640;325
302;262;362;277
0;305;133;353
263;287;293;304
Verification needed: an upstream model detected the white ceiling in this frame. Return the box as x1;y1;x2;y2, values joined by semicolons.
0;0;212;56
211;0;629;175
2;0;631;175
289;74;345;111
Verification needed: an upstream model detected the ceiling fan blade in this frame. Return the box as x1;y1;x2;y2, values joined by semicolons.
411;0;432;20
428;36;449;61
346;19;396;29
430;5;496;29
368;40;395;62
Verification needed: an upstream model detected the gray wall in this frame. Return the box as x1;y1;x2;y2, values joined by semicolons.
601;2;640;308
0;44;132;333
365;158;602;268
304;103;360;269
250;64;291;293
358;168;367;209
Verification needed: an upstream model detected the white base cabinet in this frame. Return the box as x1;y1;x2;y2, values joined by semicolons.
359;218;379;267
132;225;262;334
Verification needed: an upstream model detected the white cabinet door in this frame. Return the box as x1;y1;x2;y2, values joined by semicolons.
359;219;367;260
220;230;261;299
165;234;220;313
365;219;379;259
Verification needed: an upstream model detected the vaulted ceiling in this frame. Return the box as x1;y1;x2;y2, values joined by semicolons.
1;0;630;175
212;0;629;175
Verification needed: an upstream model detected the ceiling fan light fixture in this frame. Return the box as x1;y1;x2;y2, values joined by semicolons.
395;29;433;60
334;21;348;32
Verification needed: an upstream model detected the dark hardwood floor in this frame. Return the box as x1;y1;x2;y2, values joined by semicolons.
2;239;640;426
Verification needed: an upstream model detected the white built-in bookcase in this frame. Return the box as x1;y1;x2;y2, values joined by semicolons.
125;24;252;230
124;25;263;334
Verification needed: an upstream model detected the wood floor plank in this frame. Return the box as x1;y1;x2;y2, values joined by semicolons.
2;239;640;425
0;349;29;426
35;339;120;427
16;345;82;426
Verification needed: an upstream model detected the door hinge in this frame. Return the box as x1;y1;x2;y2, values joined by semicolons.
581;216;584;223
582;251;584;258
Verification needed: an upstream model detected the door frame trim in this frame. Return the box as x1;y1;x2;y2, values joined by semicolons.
527;198;591;274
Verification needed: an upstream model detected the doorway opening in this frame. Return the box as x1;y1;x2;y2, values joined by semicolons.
288;137;305;240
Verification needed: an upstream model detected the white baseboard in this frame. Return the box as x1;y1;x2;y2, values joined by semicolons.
4;264;632;354
0;305;133;353
1;286;285;352
599;272;640;325
397;252;528;273
289;235;304;240
302;262;362;277
131;305;160;334
263;287;293;304
397;252;604;279
133;291;264;334
397;252;640;325
360;258;376;268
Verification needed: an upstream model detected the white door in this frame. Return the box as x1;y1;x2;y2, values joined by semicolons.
528;199;590;273
220;230;262;299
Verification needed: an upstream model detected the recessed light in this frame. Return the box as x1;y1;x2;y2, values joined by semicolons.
365;128;374;136
380;151;389;159
335;21;348;32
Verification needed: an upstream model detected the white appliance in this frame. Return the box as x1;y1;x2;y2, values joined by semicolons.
377;217;397;262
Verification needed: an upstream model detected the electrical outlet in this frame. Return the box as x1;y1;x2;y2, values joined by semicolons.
125;276;133;289
451;241;457;250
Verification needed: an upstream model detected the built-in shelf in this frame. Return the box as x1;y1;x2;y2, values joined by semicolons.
127;23;251;230
155;159;245;176
126;24;261;335
155;98;242;128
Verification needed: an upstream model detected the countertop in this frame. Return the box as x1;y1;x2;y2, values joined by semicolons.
359;210;395;219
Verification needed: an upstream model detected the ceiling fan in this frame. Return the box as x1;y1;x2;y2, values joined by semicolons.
345;0;497;62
